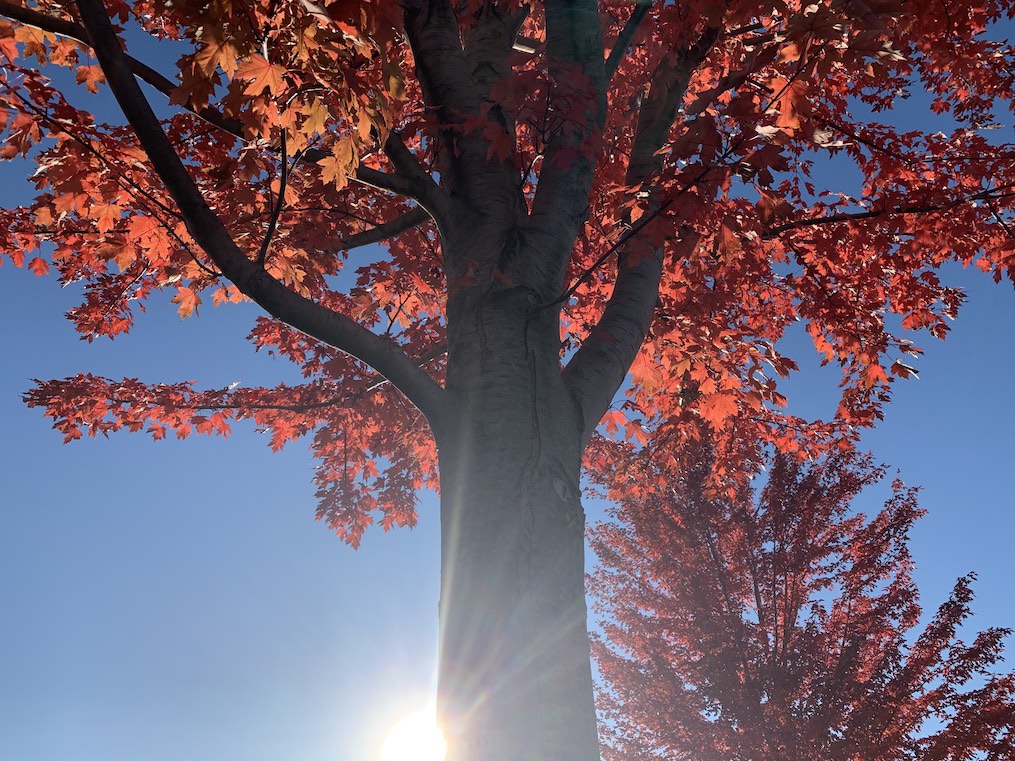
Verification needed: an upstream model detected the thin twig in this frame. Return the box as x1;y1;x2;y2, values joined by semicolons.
762;184;1015;239
257;131;290;267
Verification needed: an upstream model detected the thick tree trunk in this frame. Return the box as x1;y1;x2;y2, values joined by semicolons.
434;281;600;761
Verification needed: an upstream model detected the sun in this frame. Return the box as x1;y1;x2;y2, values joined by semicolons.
380;710;447;761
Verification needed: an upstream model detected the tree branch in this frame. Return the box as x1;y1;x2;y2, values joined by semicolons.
72;0;446;423
401;0;528;219
561;29;718;442
402;0;478;120
605;1;652;81
152;345;448;415
401;0;480;196
562;247;656;449
381;131;452;221
627;27;718;183
529;0;607;285
257;131;289;267
336;206;430;252
761;185;1015;239
536;194;678;310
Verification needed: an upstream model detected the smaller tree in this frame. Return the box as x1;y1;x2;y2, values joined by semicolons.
589;450;1015;761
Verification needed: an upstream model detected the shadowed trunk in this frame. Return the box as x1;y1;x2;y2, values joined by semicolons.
434;278;600;761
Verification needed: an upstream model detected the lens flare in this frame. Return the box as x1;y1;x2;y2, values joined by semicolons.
380;710;447;761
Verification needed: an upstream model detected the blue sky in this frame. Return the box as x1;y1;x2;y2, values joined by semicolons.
0;264;444;760
3;22;1015;761
4;198;1015;761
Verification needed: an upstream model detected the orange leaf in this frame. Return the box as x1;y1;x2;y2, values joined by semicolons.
195;38;240;77
300;98;328;135
236;55;287;96
75;65;105;93
89;202;122;234
770;77;807;132
318;139;357;189
172;286;201;318
718;224;742;258
28;256;49;276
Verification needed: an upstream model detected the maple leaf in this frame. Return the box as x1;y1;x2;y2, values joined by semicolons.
300;98;328;135
13;25;53;64
696;392;738;430
717;224;742;259
89;202;122;233
194;38;240;77
236;55;286;97
171;286;201;318
890;360;919;379
211;284;244;306
28;256;49;276
317;139;357;189
75;65;105;93
382;58;405;101
169;62;220;112
601;410;627;436
769;77;809;132
52;192;86;215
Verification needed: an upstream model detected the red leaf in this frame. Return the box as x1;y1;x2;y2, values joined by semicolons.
28;257;49;276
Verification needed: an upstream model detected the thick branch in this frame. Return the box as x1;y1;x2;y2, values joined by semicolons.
562;30;718;440
462;3;528;103
627;27;718;184
605;1;652;81
402;0;526;221
561;241;666;448
380;131;451;221
402;0;478;119
353;162;428;199
337;206;430;252
401;0;480;200
72;0;446;422
529;0;607;285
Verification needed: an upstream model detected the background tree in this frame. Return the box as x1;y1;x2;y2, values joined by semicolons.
590;449;1015;760
1;1;1014;759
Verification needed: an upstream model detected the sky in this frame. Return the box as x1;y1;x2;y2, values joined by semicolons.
2;17;1015;761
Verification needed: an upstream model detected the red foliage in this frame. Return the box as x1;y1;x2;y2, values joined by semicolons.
590;450;1015;760
0;0;1013;538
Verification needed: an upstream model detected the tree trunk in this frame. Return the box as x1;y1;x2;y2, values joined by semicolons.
434;281;600;761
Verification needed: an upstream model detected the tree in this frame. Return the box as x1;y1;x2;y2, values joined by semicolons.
1;1;1013;759
590;449;1015;760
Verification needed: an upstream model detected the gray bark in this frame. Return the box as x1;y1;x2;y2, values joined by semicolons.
434;243;599;760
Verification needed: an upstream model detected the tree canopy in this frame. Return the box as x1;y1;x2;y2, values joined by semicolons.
2;0;1013;539
591;449;1015;760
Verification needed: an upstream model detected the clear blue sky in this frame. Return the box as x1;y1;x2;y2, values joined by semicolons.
4;196;1015;761
2;30;1015;761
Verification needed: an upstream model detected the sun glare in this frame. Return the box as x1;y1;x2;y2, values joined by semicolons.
380;710;447;761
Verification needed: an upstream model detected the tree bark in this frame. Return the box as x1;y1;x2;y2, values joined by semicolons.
434;263;600;761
